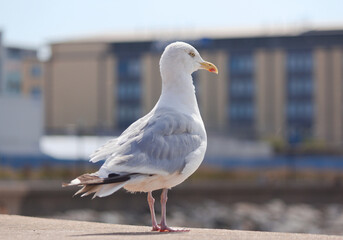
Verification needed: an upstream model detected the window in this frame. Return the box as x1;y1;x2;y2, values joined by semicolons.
30;87;41;98
6;72;21;94
287;51;313;72
288;78;313;97
117;56;142;129
7;48;21;60
118;82;141;100
286;50;314;139
228;52;255;138
230;78;254;97
31;64;41;77
118;58;141;78
230;54;254;74
230;103;254;120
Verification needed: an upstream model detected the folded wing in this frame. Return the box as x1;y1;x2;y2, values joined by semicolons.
91;108;205;177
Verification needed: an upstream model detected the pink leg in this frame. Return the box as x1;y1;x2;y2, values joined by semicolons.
159;188;189;232
147;192;160;231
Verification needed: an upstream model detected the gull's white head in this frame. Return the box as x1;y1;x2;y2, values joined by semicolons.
160;42;218;77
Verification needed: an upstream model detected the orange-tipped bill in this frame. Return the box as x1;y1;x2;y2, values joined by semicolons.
199;61;218;74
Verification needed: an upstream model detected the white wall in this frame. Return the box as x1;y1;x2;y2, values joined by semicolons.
0;96;43;155
0;32;3;93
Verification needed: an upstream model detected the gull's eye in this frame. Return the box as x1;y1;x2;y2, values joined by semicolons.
188;52;195;58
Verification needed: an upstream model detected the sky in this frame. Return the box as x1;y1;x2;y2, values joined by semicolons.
0;0;342;49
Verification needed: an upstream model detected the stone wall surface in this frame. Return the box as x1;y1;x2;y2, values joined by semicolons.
1;215;343;240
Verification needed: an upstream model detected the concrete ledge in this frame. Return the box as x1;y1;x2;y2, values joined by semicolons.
2;215;343;240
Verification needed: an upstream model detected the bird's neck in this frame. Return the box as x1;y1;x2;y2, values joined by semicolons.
157;72;200;115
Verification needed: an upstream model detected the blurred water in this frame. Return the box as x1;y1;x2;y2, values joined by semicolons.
208;155;343;170
2;154;343;170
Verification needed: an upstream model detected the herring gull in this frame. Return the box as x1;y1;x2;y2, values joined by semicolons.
63;41;218;232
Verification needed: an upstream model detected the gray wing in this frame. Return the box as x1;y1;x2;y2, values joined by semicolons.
92;108;205;175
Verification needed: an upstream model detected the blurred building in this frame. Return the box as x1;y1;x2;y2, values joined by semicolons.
0;34;45;158
0;96;43;155
44;28;343;146
21;58;44;98
1;45;41;96
0;32;3;93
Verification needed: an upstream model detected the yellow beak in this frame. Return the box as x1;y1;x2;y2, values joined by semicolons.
199;61;218;74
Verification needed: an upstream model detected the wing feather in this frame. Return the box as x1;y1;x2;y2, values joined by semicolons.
91;108;205;176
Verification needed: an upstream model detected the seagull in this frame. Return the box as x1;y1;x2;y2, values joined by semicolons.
63;41;218;232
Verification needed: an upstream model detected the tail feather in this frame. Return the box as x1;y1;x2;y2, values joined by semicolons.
63;172;136;199
73;185;95;197
81;187;101;198
80;185;102;197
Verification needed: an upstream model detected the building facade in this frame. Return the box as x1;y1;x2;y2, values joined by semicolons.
1;46;38;96
0;32;3;93
44;29;343;146
21;58;44;98
0;96;43;155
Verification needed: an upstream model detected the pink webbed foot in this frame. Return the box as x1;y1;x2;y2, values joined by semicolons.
151;225;161;231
